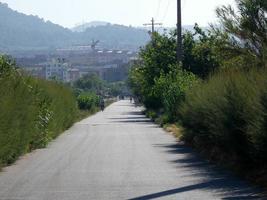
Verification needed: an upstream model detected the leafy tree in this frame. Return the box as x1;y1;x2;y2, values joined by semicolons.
128;33;177;109
128;32;199;111
154;66;198;121
74;73;128;98
74;73;105;94
216;0;267;68
182;24;222;78
109;81;128;97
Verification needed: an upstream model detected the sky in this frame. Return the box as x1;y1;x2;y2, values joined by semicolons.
0;0;236;28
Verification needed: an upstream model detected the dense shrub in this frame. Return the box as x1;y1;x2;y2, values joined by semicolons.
77;92;100;111
74;73;128;98
0;56;78;166
180;68;267;165
154;66;198;122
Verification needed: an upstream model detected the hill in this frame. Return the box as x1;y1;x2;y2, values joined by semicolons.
71;21;109;32
80;24;150;50
0;3;150;51
0;3;73;50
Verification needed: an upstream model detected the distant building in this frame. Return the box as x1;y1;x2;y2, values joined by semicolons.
67;68;80;82
14;48;137;83
45;59;69;82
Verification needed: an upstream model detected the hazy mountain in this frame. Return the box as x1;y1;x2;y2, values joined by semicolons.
80;24;150;50
0;3;203;53
72;21;109;32
0;3;149;51
0;2;73;51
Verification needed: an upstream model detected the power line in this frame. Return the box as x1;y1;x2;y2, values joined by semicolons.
182;0;187;10
155;0;162;19
161;0;171;23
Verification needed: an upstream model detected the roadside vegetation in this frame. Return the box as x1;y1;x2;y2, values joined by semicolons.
73;73;128;98
128;0;267;185
0;55;125;169
0;56;78;167
73;73;128;119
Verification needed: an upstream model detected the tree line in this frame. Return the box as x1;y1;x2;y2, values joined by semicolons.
128;0;267;185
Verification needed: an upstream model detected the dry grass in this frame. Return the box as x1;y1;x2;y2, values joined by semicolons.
163;124;183;139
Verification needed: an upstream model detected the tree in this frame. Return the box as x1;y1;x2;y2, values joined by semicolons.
128;33;177;109
216;0;267;68
128;32;198;111
74;73;105;94
182;24;222;78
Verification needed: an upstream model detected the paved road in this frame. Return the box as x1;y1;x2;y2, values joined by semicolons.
0;101;265;200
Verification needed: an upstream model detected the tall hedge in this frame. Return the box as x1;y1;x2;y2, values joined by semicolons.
180;68;267;165
0;56;78;166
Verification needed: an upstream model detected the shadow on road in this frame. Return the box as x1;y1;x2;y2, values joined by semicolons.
109;111;152;124
116;107;266;200
128;143;266;200
128;180;264;200
109;117;149;120
109;120;152;124
117;104;137;107
122;111;145;116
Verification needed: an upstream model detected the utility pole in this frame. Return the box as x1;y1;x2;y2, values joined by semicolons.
143;18;162;36
177;0;182;62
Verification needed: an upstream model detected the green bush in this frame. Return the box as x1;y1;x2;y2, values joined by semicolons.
180;68;267;165
154;66;198;122
0;56;78;166
77;92;100;111
146;110;157;121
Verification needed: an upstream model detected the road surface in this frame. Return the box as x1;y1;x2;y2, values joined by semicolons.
0;101;265;200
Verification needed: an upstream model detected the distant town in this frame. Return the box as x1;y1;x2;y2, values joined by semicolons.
14;43;138;83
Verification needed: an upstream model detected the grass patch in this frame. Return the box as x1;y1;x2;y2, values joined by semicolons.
163;124;183;139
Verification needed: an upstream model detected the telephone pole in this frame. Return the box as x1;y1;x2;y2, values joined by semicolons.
143;18;162;35
177;0;182;62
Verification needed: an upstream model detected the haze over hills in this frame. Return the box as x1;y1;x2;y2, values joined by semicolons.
0;2;202;53
0;3;150;52
0;2;73;51
72;21;109;32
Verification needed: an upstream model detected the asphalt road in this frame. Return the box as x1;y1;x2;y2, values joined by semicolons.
0;100;265;200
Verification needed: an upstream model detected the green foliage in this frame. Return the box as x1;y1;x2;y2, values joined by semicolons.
154;66;198;122
146;110;158;121
0;56;78;166
77;92;100;111
139;32;177;85
128;32;201;111
127;0;267;179
215;0;267;68
180;68;267;165
74;73;105;94
108;81;128;97
128;33;177;110
74;73;128;98
178;1;267;166
182;24;223;78
128;63;147;103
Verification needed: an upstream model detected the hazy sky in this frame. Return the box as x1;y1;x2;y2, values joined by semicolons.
1;0;235;28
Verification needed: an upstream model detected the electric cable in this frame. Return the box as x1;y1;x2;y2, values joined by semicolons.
161;0;171;23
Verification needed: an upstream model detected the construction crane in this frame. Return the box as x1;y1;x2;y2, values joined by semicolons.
91;39;100;50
